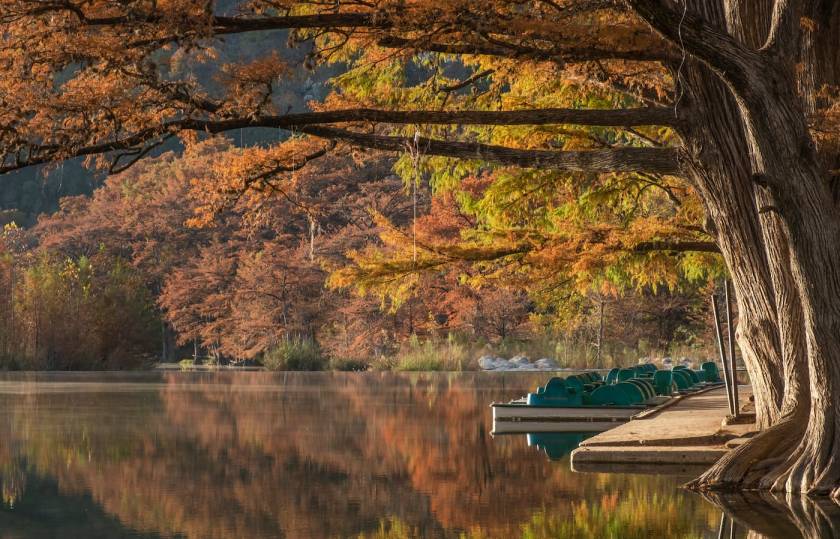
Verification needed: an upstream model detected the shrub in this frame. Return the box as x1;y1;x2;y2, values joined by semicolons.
261;338;326;371
2;253;158;370
330;358;369;371
392;334;472;372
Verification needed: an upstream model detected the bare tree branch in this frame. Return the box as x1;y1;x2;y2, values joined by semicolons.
377;35;673;64
633;240;720;253
0;106;682;175
438;69;496;93
300;125;682;174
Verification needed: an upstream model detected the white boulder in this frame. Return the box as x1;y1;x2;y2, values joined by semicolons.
493;358;513;370
478;356;497;370
510;355;531;366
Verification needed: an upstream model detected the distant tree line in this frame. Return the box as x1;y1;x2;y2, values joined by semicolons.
0;140;708;370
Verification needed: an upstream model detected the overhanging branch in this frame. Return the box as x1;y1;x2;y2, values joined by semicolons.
190;107;680;129
300;126;682;174
633;240;719;253
212;13;380;33
0;107;681;175
377;35;672;64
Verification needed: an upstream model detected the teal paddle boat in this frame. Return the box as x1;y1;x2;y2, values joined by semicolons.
491;362;723;434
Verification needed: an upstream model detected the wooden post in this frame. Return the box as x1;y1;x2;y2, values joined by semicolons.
724;280;740;417
716;513;727;539
711;294;736;416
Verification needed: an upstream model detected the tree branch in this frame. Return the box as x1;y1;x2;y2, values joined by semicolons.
0;107;681;175
377;35;673;64
78;12;379;30
123;12;381;49
212;13;381;33
190;107;680;129
125;12;674;66
438;69;495;93
624;0;763;91
633;240;720;253
300;126;682;174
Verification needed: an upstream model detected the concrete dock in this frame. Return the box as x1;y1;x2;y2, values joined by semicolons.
570;386;755;475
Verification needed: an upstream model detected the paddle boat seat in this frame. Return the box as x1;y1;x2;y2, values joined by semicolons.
671;368;701;391
586;381;646;406
634;363;657;378
701;361;722;383
617;368;637;382
583;371;604;383
626;378;656;401
675;366;702;386
527;377;585;406
566;373;602;392
653;370;676;396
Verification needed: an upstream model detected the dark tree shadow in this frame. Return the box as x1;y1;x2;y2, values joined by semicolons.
704;491;840;539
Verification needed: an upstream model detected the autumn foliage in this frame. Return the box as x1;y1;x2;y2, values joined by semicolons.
0;1;734;370
0;131;711;369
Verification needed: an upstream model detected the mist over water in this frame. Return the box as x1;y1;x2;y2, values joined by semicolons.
0;372;780;538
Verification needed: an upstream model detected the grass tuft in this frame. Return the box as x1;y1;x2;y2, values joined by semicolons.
262;338;327;371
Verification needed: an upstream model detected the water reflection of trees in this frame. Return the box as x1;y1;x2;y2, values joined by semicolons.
709;491;840;539
0;373;721;538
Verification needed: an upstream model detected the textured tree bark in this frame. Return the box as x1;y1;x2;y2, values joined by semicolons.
687;0;811;490
679;53;784;429
731;0;810;424
729;3;840;495
638;0;840;494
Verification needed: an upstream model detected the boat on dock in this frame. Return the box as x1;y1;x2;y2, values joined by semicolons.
491;362;724;434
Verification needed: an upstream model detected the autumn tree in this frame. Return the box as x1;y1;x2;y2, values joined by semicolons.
31;137;420;361
2;0;840;495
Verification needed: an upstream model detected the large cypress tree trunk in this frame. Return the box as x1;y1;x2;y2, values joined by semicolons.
642;0;840;494
676;0;786;430
679;80;785;430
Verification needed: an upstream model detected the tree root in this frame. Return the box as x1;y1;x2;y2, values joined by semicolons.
689;409;840;497
687;416;804;491
781;419;840;497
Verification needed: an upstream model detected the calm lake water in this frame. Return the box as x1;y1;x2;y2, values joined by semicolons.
0;371;808;538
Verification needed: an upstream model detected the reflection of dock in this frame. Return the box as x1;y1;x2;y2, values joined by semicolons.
570;386;754;473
